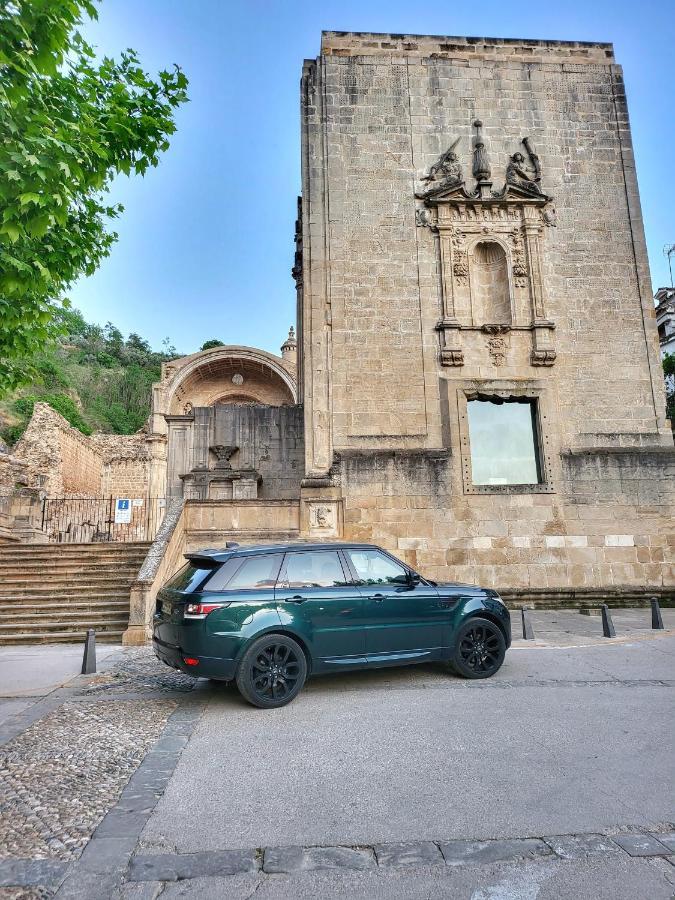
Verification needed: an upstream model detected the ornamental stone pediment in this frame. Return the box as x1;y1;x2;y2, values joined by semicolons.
416;120;557;370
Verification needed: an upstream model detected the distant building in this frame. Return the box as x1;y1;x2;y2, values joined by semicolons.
656;287;675;358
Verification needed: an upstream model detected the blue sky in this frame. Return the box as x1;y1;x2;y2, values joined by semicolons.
71;0;675;356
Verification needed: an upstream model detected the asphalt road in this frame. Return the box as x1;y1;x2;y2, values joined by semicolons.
136;633;675;898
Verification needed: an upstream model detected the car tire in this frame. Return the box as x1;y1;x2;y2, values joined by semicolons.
450;617;506;679
236;634;307;709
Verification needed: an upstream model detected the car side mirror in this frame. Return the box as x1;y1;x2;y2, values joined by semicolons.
409;571;422;586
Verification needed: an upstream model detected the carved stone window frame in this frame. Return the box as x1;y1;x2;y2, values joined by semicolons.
457;383;555;494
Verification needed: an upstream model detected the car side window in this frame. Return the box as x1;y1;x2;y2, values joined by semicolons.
223;554;281;591
280;551;348;589
201;557;244;592
346;550;408;586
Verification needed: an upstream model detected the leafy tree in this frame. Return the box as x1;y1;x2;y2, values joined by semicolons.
663;353;675;423
0;0;188;395
126;332;151;353
200;339;223;351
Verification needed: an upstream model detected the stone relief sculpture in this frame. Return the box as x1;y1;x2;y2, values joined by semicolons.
416;137;463;199
472;120;491;184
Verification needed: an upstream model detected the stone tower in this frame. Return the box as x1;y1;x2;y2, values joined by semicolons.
297;32;674;602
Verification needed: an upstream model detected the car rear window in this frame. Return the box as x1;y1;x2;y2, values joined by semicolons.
164;563;214;593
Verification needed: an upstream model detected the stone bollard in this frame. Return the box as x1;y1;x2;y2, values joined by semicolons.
81;629;96;675
601;605;616;639
521;607;535;640
650;597;664;630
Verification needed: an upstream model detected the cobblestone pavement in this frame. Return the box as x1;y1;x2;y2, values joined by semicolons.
83;648;196;696
0;625;673;899
0;699;175;860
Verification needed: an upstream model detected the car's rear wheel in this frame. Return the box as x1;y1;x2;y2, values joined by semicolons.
451;617;505;679
236;634;307;708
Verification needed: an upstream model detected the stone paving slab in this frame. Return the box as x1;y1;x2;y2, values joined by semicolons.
0;858;67;889
263;846;375;874
612;832;673;856
128;850;258;881
544;832;622;858
373;841;443;867
439;837;552;866
655;831;675;852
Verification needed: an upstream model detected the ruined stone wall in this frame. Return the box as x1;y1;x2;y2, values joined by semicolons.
93;433;151;498
11;403;151;498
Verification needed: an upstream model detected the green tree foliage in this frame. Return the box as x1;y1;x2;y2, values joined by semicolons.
0;307;179;444
663;353;675;422
6;392;92;443
0;0;188;394
200;339;223;351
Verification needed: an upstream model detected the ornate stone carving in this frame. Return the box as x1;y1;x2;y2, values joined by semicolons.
232;373;244;386
307;500;339;537
487;336;508;366
509;227;529;287
472;120;491;183
440;348;464;366
530;348;557;366
415;207;436;229
210;445;238;469
542;206;558;227
451;230;468;283
416;138;464;200
183;402;193;415
482;324;511;335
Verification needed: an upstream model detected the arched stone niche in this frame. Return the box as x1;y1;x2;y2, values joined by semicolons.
160;347;297;419
470;240;511;325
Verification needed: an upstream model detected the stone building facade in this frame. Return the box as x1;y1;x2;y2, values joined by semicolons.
294;32;674;601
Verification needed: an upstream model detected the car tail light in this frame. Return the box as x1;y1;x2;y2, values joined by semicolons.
183;657;199;666
184;601;231;619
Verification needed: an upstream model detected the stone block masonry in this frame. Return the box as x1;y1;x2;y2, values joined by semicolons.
299;32;674;602
8;403;150;498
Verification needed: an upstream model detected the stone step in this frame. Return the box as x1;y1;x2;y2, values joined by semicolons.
0;630;124;645
0;617;128;634
0;591;137;606
0;541;149;553
0;550;149;564
0;601;129;628
0;597;129;622
0;548;148;559
0;569;140;584
0;565;143;580
0;576;135;597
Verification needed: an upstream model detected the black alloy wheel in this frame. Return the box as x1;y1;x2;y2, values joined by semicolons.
451;617;506;679
236;634;307;708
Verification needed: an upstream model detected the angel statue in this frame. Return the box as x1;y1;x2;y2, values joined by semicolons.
506;137;543;196
416;137;464;199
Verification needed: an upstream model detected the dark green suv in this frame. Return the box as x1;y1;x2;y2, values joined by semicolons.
153;542;511;708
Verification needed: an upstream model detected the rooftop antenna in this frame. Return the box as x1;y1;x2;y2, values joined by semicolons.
664;244;675;288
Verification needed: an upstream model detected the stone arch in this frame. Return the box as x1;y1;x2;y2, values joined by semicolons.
469;239;512;325
165;346;297;415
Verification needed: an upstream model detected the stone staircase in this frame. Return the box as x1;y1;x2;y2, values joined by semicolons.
0;542;150;644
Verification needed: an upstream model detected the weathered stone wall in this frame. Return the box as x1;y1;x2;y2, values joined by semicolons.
11;403;150;498
166;404;304;500
300;32;674;601
338;450;674;600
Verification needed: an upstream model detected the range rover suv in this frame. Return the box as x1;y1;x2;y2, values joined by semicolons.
153;542;511;708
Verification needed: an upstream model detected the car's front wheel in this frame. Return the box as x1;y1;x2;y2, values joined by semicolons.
451;617;506;679
236;634;307;708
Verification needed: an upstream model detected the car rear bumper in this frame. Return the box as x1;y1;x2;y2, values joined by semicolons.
153;634;237;681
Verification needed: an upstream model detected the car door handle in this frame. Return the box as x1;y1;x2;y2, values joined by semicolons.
369;594;386;602
285;595;307;604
